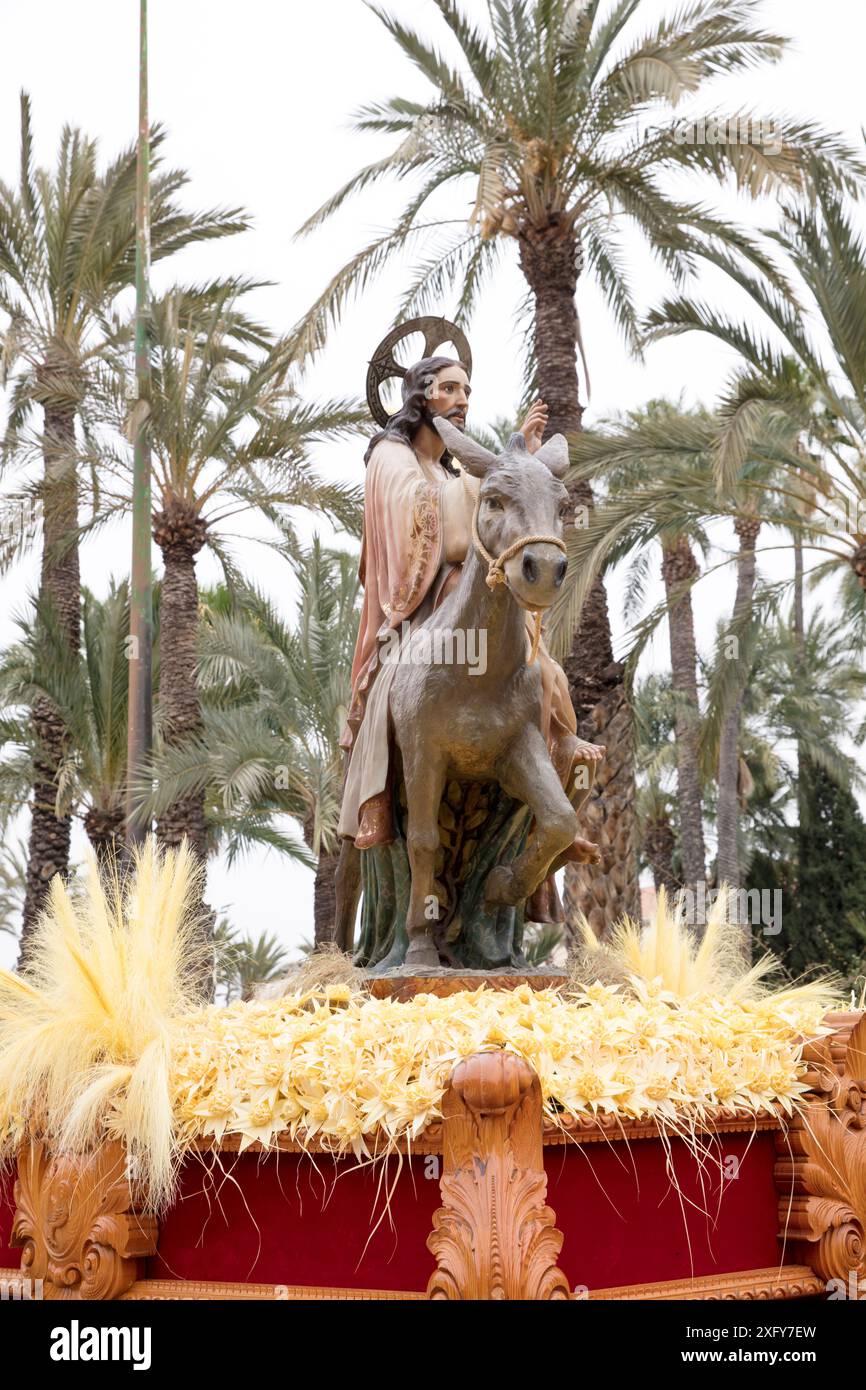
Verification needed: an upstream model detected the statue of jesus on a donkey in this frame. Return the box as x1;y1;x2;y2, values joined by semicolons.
333;318;604;973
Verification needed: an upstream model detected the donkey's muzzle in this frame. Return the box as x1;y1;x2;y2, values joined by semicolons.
521;545;566;586
507;543;568;608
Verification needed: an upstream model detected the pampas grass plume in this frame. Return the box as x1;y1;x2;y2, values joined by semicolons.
0;837;208;1209
571;885;839;1010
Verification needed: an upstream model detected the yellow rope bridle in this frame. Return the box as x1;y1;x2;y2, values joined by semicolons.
470;490;567;665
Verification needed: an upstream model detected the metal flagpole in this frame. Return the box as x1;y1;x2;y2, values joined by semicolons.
126;0;153;845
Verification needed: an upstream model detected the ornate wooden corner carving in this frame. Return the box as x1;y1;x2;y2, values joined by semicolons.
776;1011;866;1286
427;1051;570;1300
11;1139;158;1300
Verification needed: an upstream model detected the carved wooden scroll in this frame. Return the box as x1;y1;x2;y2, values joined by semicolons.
11;1139;158;1300
427;1051;570;1299
776;1011;866;1285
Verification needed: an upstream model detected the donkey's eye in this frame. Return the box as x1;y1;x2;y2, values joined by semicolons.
486;497;504;512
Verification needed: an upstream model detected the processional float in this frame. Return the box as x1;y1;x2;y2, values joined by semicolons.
1;321;864;1301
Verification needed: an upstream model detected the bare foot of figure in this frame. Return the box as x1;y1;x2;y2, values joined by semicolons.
573;739;605;763
563;835;602;865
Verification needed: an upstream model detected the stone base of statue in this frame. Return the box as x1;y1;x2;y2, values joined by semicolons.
366;969;567;1002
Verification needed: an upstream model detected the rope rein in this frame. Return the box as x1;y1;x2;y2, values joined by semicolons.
470;490;566;666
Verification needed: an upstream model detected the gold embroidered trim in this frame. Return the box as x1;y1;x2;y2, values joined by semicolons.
389;482;440;617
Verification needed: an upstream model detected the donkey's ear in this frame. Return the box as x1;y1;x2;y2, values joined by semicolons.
534;432;569;478
433;417;497;477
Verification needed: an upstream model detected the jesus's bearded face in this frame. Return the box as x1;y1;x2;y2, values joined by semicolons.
422;363;471;432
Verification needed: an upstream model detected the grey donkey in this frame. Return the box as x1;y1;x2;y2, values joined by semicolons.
376;416;603;969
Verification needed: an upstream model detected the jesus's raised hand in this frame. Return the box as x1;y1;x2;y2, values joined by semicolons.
519;399;549;454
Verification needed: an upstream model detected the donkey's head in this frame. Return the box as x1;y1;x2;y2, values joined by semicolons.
434;417;571;610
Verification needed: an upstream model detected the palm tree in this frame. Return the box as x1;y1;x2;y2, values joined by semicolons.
522;921;565;968
558;400;814;897
213;919;289;1003
90;288;363;898
713;506;761;888
728;607;866;798
703;604;865;956
273;544;361;942
563;401;708;895
292;0;855;928
639;165;866;871
639;777;678;895
0;580;160;870
631;672;680;895
660;528;706;888
0;94;248;946
644;162;866;600
145;544;362;946
0;841;26;940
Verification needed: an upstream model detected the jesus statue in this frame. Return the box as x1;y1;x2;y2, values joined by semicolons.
334;332;603;971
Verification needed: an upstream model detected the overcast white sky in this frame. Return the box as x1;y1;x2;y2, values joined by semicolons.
1;0;864;968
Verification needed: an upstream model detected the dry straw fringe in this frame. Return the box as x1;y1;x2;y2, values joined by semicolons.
0;845;840;1212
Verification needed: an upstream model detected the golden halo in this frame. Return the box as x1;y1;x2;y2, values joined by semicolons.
365;316;473;426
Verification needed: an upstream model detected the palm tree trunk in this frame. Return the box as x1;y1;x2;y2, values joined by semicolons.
793;531;805;649
19;362;81;963
645;814;678;896
313;848;341;947
84;804;126;870
716;516;761;897
518;217;638;938
153;504;207;856
517;217;585;438
661;537;706;893
153;502;213;993
793;532;807;833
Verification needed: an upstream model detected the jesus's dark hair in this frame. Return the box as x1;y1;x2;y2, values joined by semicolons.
364;355;468;473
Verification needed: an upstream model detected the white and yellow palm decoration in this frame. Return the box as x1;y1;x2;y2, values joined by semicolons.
0;842;838;1210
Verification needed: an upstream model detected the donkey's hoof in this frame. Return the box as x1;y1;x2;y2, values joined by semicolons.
405;937;441;970
484;865;516;907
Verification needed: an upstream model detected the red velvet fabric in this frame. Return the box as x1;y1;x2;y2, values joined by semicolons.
0;1167;17;1269
148;1149;441;1292
149;1130;788;1293
549;1130;785;1293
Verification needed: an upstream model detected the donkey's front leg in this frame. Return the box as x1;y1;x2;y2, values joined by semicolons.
403;755;447;970
485;725;577;908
